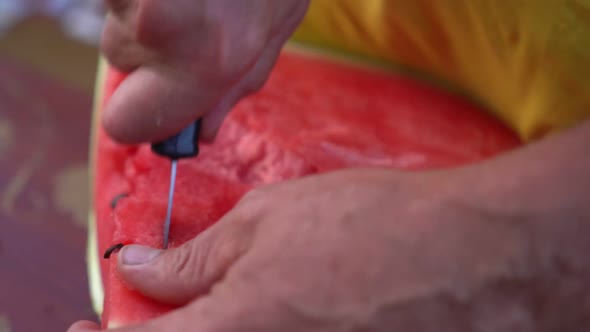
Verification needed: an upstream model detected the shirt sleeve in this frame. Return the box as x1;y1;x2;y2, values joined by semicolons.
292;0;590;141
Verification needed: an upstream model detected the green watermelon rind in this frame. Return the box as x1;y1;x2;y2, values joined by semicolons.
87;56;108;318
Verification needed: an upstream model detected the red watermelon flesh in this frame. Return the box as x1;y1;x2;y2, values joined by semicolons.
94;50;522;328
106;167;251;325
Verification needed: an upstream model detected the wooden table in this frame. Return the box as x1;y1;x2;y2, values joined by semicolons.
0;55;97;331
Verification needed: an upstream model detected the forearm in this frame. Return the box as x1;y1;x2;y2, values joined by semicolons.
453;119;590;328
464;120;590;222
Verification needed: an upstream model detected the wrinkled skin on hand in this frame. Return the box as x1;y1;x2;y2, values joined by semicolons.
68;167;590;331
100;0;309;143
80;2;590;331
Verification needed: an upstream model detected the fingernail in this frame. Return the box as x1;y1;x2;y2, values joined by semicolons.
121;245;162;266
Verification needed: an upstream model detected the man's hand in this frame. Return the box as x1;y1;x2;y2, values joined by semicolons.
100;0;309;144
69;161;589;331
69;121;590;331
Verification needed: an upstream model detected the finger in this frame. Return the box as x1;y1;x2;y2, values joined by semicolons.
101;14;157;72
201;3;309;141
67;320;100;331
116;210;255;306
104;0;134;15
102;64;225;143
71;282;274;332
132;0;206;50
105;0;203;49
199;72;257;142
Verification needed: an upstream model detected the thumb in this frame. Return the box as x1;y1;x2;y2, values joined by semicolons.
67;321;100;331
116;215;253;306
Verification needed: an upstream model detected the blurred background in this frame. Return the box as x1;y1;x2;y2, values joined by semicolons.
0;1;105;331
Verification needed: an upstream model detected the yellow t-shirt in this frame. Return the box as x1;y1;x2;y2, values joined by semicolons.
292;0;590;141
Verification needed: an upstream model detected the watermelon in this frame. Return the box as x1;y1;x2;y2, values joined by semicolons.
88;47;522;329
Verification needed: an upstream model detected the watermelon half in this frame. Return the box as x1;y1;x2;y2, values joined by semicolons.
88;46;522;329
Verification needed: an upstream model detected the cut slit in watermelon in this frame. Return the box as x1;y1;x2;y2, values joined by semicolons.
103;243;125;259
91;47;522;329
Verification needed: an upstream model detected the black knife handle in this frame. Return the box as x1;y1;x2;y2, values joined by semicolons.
151;119;202;159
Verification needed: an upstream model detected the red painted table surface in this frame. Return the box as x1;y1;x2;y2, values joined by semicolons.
0;56;96;331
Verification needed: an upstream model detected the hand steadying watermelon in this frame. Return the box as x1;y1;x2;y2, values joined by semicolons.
89;47;521;329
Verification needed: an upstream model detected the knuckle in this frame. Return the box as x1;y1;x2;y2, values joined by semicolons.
123;2;157;48
240;187;268;206
210;237;242;271
101;20;140;71
210;65;238;88
225;187;271;224
211;27;269;85
100;20;119;59
245;77;267;95
104;0;127;13
168;243;203;282
133;12;158;49
133;0;196;49
210;51;247;86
